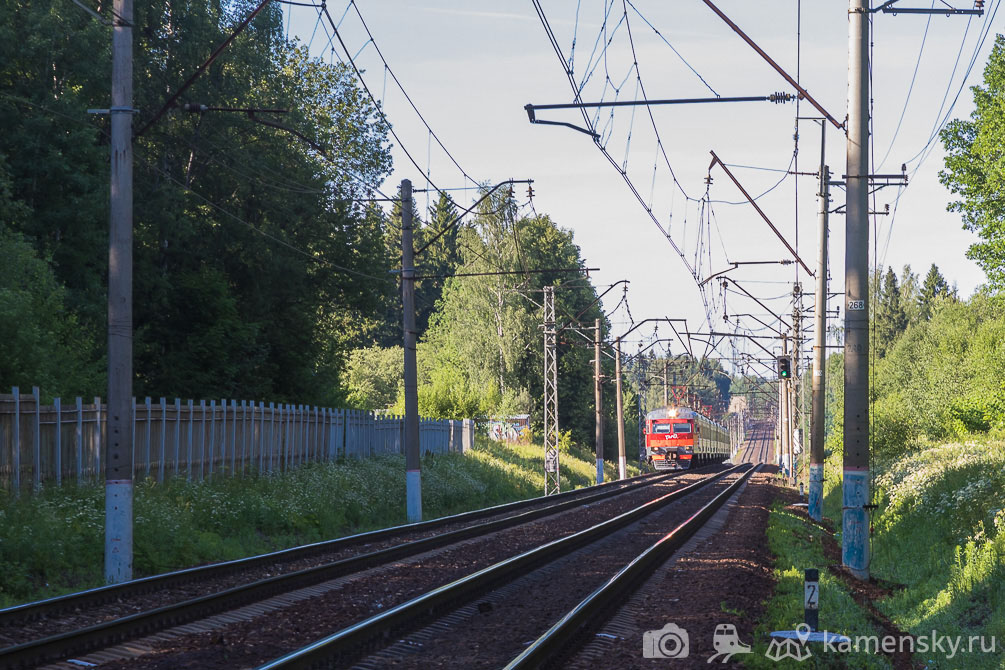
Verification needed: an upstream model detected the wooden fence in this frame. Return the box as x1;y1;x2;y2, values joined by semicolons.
0;387;474;495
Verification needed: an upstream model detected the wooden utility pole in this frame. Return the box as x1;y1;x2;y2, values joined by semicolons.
594;318;604;484
401;179;422;522
105;0;134;584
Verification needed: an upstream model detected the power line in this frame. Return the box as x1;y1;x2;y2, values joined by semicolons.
319;4;466;210
348;0;478;188
529;0;697;281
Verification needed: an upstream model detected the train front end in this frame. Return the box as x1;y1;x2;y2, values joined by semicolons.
645;408;695;471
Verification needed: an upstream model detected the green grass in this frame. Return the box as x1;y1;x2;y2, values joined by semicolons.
742;503;890;669
819;437;1005;669
0;437;638;607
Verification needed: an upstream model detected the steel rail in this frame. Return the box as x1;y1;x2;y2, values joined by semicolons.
0;467;701;667
504;464;758;669
1;467;672;628
255;464;748;669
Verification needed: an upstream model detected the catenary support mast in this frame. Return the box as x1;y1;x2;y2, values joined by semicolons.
105;0;134;584
810;138;830;521
401;179;422;522
843;0;871;580
594;318;604;484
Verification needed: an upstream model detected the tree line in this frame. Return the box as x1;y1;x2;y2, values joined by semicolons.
6;1;706;452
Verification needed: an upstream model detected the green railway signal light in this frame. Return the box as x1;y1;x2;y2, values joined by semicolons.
777;356;792;379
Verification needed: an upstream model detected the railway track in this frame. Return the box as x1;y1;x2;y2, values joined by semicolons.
735;422;772;464
251;464;751;670
0;465;722;669
506;465;759;669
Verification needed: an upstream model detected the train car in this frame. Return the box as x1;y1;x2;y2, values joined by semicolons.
644;406;731;470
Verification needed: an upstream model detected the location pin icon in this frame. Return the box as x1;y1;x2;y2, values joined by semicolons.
796;623;811;644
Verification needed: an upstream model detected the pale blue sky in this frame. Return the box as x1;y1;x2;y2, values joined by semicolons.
283;1;1000;368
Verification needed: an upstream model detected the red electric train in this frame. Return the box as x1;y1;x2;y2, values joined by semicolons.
644;406;731;470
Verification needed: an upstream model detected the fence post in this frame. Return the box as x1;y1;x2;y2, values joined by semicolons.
32;386;40;490
75;397;83;485
220;399;227;474
94;396;102;478
289;403;295;469
333;408;339;460
320;407;327;462
300;404;307;465
144;397;152;478
295;403;301;465
159;398;166;483
298;404;304;466
208;400;216;478
12;387;20;496
199;399;206;481
186;399;194;480
173;398;181;476
230;400;238;474
54;396;62;485
303;405;310;464
303;406;310;464
282;404;290;469
346;410;352;458
256;401;262;471
268;402;275;473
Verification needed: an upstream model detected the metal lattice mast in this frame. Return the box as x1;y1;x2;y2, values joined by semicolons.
792;281;802;485
543;286;560;495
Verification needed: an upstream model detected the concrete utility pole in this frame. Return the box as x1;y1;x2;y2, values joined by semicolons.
105;0;134;585
844;0;871;580
401;179;422;522
594;318;604;484
792;282;802;486
781;334;791;481
810;158;830;521
615;338;627;480
543;286;560;494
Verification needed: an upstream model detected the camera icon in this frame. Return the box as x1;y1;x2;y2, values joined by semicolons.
642;622;690;658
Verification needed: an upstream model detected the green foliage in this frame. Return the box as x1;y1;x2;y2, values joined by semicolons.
820;439;1005;669
1;1;393;404
0;227;100;396
746;504;889;669
940;35;1005;289
874;267;908;358
871;290;1005;447
919;264;952;321
345;345;403;410
0;438;636;606
413;187;611;446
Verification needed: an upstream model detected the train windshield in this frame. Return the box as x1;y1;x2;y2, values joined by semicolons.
651;423;672;434
672;422;692;434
